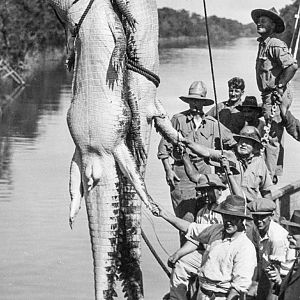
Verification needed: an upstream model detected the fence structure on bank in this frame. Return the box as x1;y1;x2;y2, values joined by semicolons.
0;59;25;86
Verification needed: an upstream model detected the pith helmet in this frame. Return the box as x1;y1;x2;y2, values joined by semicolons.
213;195;253;220
251;7;285;34
236;96;263;117
234;126;263;148
196;174;227;190
179;81;214;106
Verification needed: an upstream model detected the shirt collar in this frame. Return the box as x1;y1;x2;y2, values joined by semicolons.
187;111;207;125
222;230;244;242
257;34;275;45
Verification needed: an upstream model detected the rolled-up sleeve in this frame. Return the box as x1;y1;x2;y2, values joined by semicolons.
231;241;257;293
185;223;221;246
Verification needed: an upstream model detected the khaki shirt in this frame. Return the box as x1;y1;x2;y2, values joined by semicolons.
157;110;236;163
256;35;297;93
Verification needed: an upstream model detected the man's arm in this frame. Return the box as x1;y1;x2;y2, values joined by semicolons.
280;108;300;142
157;204;191;233
182;151;201;183
161;157;180;188
167;240;198;268
276;63;298;92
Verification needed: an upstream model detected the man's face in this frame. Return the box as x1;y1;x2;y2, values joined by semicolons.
256;16;276;36
188;99;204;115
243;108;259;123
228;86;244;103
288;227;300;249
197;187;222;204
253;214;272;233
237;137;254;156
222;214;243;236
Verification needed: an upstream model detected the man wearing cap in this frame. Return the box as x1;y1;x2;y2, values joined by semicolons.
181;125;273;203
251;7;298;182
207;77;246;134
155;195;257;300
157;81;235;244
266;210;300;300
248;199;296;300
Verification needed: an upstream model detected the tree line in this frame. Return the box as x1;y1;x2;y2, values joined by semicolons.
0;1;298;71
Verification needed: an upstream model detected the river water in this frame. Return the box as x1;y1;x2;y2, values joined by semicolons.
1;37;300;299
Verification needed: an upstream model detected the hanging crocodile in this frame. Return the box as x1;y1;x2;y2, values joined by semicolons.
48;0;181;299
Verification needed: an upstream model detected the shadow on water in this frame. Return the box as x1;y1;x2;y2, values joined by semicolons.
0;65;72;200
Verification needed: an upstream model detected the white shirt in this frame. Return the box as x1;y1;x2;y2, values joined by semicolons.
185;223;257;294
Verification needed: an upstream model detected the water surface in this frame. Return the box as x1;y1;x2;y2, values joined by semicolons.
1;37;300;299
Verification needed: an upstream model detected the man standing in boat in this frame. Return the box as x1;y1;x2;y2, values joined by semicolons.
207;77;246;134
157;81;235;244
252;7;298;184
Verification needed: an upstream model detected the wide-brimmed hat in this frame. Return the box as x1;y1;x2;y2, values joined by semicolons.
251;7;285;34
281;210;300;228
179;81;214;106
236;96;263;117
213;195;253;220
247;198;276;215
234;126;263;148
196;174;227;190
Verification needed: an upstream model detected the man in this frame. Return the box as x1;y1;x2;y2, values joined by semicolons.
157;81;235;244
236;96;264;137
163;174;226;300
207;77;245;134
181;125;273;203
155;195;257;300
252;7;298;182
266;210;300;300
248;199;296;300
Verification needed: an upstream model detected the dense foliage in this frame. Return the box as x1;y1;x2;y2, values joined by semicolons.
280;0;300;58
0;1;64;69
158;7;256;44
0;1;299;69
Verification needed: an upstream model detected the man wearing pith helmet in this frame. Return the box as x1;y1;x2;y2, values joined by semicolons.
248;199;296;300
182;125;273;203
157;81;235;245
252;7;298;183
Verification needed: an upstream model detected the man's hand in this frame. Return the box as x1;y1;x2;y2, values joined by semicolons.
166;170;180;188
221;155;232;174
265;265;282;285
168;252;180;268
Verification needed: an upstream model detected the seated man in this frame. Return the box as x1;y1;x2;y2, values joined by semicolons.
164;173;226;300
181;125;273;202
248;199;296;300
155;195;257;300
266;210;300;300
207;77;246;134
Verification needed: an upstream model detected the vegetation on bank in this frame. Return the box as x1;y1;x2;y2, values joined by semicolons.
0;1;299;73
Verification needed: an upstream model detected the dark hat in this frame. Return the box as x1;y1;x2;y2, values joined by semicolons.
196;174;227;190
247;198;276;215
251;7;285;34
179;81;214;106
234;126;263;148
213;195;253;220
236;96;263;117
280;210;300;228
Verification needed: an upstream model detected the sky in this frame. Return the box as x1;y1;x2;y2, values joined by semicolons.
157;0;294;24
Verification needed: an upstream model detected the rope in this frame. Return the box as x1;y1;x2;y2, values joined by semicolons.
71;0;95;37
202;0;233;195
127;59;160;87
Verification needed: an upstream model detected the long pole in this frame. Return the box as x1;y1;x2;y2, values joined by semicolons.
141;229;171;278
289;3;300;57
202;0;233;194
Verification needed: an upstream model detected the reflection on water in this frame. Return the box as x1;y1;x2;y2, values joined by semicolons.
0;38;300;299
0;68;71;202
